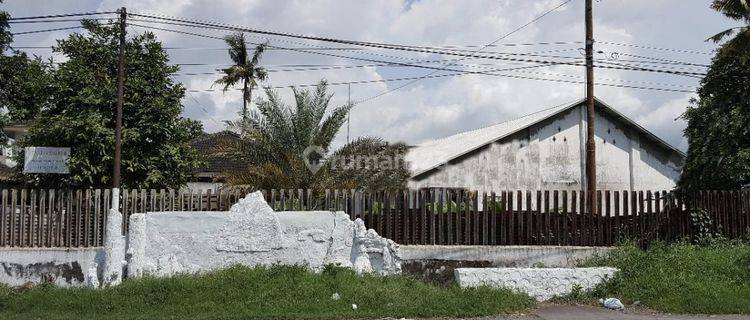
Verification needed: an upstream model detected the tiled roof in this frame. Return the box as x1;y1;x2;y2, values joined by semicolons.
405;97;684;178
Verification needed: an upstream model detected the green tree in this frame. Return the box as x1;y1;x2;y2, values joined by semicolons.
679;47;750;191
214;33;267;123
0;2;53;144
679;1;750;191
223;81;408;191
708;0;750;62
0;0;10;51
17;21;203;189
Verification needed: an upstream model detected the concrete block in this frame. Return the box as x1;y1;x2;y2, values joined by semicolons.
455;267;618;301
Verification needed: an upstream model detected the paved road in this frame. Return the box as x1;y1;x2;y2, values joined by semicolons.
456;305;750;320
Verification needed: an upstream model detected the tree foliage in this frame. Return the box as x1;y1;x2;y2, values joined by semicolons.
679;49;750;191
17;21;203;189
214;33;267;122
223;81;409;191
708;0;750;62
0;2;53;144
0;0;10;51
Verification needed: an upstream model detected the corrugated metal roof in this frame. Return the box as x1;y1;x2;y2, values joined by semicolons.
405;97;684;178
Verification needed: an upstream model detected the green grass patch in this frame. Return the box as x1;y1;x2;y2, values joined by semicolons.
576;242;750;314
0;264;534;320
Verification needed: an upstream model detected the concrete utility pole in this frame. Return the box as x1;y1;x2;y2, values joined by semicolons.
585;0;597;214
112;7;126;211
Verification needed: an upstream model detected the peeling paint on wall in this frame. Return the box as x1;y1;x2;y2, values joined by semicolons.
409;105;683;195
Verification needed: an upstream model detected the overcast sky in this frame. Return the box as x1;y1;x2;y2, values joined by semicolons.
3;0;739;151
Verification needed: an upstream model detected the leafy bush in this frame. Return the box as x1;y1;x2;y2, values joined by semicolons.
579;242;750;314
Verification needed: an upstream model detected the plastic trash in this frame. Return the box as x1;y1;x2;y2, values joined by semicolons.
331;293;340;300
352;304;358;310
600;298;625;310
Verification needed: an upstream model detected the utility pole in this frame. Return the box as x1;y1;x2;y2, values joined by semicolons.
347;83;351;144
112;7;126;212
585;0;597;214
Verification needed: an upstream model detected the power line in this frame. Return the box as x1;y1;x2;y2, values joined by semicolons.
125;17;708;79
128;17;588;68
185;70;696;94
129;22;708;81
356;0;573;105
10;25;89;36
596;40;714;55
8;18;116;24
8;11;117;21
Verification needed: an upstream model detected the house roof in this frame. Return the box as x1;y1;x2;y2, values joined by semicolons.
405;97;685;178
190;131;249;178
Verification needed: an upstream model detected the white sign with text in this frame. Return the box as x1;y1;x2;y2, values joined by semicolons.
23;147;70;174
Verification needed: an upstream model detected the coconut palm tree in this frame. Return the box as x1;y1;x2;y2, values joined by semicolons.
214;32;268;122
221;80;409;191
709;0;750;61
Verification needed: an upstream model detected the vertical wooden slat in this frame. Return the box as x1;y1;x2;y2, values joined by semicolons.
437;190;444;245
464;191;476;244
604;190;611;245
0;190;6;247
20;189;28;247
499;191;507;245
536;190;543;245
482;192;489;245
93;190;101;247
595;190;604;245
588;190;596;246
516;191;523;245
84;189;92;247
543;190;550;245
103;189;110;245
11;189;18;247
562;191;569;246
65;190;72;247
571;190;578;246
490;191;498;245
54;189;62;247
507;191;515;245
455;191;463;245
38;190;46;247
553;190;559;245
614;191;621;243
419;190;427;245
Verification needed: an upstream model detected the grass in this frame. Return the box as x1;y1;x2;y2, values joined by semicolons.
573;241;750;314
0;264;534;320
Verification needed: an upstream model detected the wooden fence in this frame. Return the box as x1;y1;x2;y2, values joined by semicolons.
1;188;748;248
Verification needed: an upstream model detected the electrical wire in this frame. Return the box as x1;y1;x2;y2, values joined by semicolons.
7;11;117;21
128;22;707;79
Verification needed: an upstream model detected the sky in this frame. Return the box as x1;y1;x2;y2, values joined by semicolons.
2;0;739;151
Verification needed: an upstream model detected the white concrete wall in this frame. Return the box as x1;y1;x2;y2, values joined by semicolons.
455;267;619;301
409;105;683;196
127;192;401;278
0;248;101;287
399;245;613;267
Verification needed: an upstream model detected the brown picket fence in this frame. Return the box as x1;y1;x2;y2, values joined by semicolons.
0;188;748;248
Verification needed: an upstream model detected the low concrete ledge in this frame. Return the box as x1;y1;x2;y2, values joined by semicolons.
0;247;102;287
455;267;619;301
400;245;613;267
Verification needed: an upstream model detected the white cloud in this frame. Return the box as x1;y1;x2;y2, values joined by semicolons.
5;0;727;152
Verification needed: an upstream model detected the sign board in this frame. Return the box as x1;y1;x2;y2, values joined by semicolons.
23;147;70;174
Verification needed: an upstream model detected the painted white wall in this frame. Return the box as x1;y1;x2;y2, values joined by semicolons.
409;105;683;196
127;192;401;277
0;248;101;287
455;267;619;301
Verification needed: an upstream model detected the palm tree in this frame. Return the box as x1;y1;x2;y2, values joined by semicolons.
214;32;268;122
221;80;409;191
709;0;750;61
